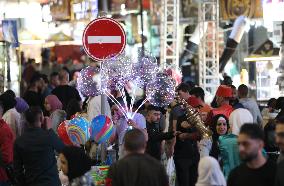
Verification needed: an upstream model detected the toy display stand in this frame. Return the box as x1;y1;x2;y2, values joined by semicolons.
91;166;109;186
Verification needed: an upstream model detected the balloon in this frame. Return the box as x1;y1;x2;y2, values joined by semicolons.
77;66;101;97
57;120;72;145
146;73;175;107
132;50;159;88
101;54;132;91
67;117;90;146
165;67;182;86
90;115;113;144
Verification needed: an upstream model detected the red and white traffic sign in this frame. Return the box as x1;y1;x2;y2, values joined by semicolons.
82;17;126;61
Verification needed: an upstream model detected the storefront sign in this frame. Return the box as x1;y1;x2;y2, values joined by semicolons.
2;20;19;47
220;0;263;20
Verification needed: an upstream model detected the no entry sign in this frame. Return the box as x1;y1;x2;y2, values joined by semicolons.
82;17;126;61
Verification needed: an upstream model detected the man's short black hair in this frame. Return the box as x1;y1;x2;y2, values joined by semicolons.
239;124;264;141
223;76;233;86
50;72;59;78
238;84;249;97
176;83;191;93
109;97;126;109
147;105;161;112
267;98;277;108
124;129;146;152
24;106;42;127
185;81;195;90
41;74;49;84
30;74;42;85
275;97;284;110
189;87;205;101
4;90;16;98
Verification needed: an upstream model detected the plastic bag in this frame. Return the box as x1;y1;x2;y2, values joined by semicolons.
166;157;176;186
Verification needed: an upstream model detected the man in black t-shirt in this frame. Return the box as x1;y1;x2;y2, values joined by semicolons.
145;105;177;160
106;129;168;186
227;124;276;186
51;69;81;110
174;115;200;186
23;74;44;109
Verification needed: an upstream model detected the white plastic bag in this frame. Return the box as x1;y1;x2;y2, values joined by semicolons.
166;157;176;186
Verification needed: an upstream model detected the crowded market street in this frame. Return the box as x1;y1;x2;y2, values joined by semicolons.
0;0;284;186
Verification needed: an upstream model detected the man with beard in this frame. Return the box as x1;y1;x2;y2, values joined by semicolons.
275;115;284;163
145;105;178;160
206;85;233;126
227;124;276;186
275;116;284;186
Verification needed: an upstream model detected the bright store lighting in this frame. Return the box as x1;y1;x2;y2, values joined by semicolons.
121;4;126;10
244;56;281;62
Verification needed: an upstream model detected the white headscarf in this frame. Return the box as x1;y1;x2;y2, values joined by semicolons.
229;108;253;135
196;156;226;186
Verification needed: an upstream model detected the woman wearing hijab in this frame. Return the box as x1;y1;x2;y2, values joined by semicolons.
44;95;66;133
199;115;230;159
218;108;253;178
210;114;230;159
59;146;94;186
0;90;21;136
196;156;226;186
15;97;29;135
45;95;63;115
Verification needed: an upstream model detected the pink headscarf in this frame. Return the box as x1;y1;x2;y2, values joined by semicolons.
46;95;63;113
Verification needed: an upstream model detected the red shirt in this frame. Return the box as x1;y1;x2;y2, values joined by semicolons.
205;104;233;126
0;119;15;181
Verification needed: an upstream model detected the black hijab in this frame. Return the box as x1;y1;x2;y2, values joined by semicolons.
61;146;92;181
0;90;17;114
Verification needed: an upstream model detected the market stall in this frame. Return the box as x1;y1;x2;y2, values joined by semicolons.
244;39;282;101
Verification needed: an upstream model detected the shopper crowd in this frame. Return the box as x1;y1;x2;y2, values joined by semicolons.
0;61;284;186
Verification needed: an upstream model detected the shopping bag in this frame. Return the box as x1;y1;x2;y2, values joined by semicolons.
166;157;176;186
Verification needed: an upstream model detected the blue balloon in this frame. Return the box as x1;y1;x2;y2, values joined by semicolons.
90;115;107;139
67;117;90;146
90;115;113;144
